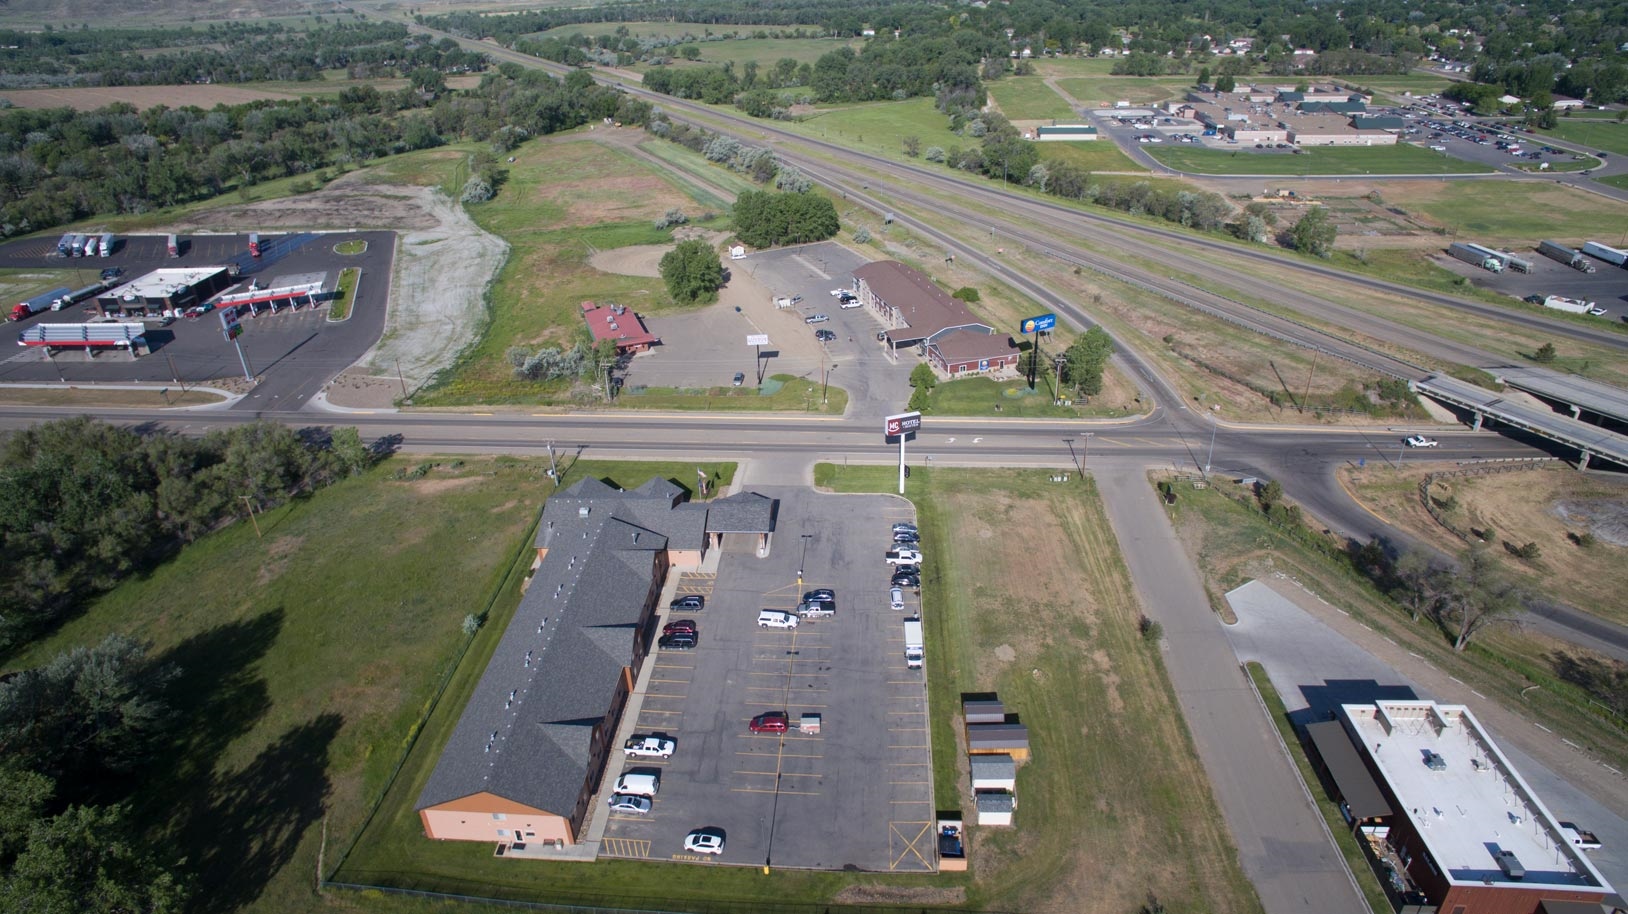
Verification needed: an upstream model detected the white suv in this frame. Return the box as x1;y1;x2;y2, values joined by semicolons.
758;610;799;629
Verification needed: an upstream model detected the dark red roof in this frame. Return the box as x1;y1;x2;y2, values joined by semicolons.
581;302;657;350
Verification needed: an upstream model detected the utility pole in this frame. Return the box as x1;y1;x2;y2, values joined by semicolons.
1053;355;1065;403
798;534;812;588
1204;414;1218;477
1083;432;1093;470
1302;352;1319;412
545;440;559;485
240;495;262;538
604;364;614;401
396;359;408;399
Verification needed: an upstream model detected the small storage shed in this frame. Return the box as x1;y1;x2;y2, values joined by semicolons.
970;753;1016;791
963;699;1005;724
966;723;1030;760
975;791;1015;826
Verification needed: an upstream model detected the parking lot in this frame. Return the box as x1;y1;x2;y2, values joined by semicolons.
0;231;394;409
597;487;936;871
624;242;915;418
1434;250;1628;321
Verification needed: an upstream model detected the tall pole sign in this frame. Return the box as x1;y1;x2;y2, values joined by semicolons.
884;411;922;494
219;306;252;382
1020;313;1056;392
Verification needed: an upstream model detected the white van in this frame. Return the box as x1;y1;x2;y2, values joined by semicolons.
614;772;659;796
890;587;905;611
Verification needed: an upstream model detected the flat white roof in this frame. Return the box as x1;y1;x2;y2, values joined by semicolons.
1343;701;1611;892
105;267;227;300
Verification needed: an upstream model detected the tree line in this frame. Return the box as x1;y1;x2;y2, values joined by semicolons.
0;64;646;238
0;22;487;87
0;417;379;655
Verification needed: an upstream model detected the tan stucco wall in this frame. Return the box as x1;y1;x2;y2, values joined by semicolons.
420;792;574;845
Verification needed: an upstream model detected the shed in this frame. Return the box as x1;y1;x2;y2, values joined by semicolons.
962;699;1005;724
966;722;1029;760
975;791;1015;826
970;753;1016;791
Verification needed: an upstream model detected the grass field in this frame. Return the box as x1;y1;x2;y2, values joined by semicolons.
1538;117;1628;158
1378;179;1628;245
414;135;702;406
924;374;1137;419
663;37;853;69
1055;75;1193;108
618;372;847;413
1331;74;1456;103
789;97;965;159
1031;58;1120;79
1601;174;1628;191
1146;144;1493;176
1036;138;1145;172
986;77;1077;121
1171;477;1628;776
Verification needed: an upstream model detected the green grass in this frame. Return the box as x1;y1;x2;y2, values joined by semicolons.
1055;75;1193;107
619;373;848;413
986;76;1077;120
1330;74;1456;104
1600;174;1628;191
1145;143;1493;176
924;375;1121;418
0;267;82;304
333;239;368;255
810;466;1263;914
1401;180;1628;244
665;37;855;70
1245;663;1393;914
329;266;359;321
1036;138;1145;172
787;97;965;159
1538;117;1628;157
629;138;756;211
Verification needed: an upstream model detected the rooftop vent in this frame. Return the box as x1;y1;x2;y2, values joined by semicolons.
579;506;591;517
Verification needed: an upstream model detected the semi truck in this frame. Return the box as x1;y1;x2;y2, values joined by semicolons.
51;282;106;311
1538;240;1596;272
98;232;114;257
68;233;87;257
1448;242;1503;272
1543;295;1593;314
10;287;72;322
248;233;262;258
1581;241;1628;267
55;233;74;257
166;234;180;258
1500;251;1534;273
903;617;924;669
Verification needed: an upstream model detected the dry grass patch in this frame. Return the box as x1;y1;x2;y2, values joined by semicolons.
1341;464;1628;625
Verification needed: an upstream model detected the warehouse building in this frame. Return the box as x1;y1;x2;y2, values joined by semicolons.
1323;700;1614;914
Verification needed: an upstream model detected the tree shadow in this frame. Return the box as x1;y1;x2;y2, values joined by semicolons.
184;712;343;913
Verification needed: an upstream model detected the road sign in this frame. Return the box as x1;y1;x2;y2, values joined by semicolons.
1020;313;1056;334
884;411;922;437
746;334;769;346
218;307;242;342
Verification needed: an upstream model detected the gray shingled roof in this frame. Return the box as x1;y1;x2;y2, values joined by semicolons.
418;516;664;820
705;492;776;534
537;478;706;552
929;327;1017;363
970;754;1017;781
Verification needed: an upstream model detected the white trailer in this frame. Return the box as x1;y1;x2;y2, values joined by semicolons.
1543;295;1593;314
98;232;114;257
903;617;924;669
1582;241;1628;267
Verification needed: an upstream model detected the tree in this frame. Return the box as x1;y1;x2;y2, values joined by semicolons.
909;363;938;392
1533;342;1557;362
952;287;980;303
902;136;920;157
0;803;189;914
329;427;372;477
1215;74;1236;93
658;239;723;305
1438;546;1522;652
1287;206;1337;258
1063;326;1114;397
1393;548;1446;622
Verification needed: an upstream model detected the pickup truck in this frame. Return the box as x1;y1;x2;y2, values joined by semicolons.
622;736;675;759
1560;822;1602;850
796;599;835;619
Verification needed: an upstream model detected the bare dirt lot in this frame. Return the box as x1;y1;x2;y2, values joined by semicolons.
1340;463;1628;625
1;85;303;110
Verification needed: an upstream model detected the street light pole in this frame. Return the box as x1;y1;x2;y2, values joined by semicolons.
798;534;812;588
1084;432;1093;470
1204;415;1218;477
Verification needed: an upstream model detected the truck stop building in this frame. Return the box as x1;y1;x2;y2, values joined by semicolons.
1328;700;1614;914
853;261;1018;377
95;267;233;318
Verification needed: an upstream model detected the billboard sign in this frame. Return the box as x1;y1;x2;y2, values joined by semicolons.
746;334;770;346
884;411;922;437
1020;313;1056;334
218;307;242;342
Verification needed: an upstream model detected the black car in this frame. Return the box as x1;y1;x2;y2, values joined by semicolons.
802;588;836;603
892;563;919;577
815;329;836;342
658;633;698;650
670;594;706;612
891;571;920;588
100;267;124;282
893;533;919;546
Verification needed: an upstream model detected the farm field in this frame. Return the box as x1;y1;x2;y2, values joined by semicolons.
0;72;483;110
986;76;1078;120
1332;74;1456;102
1146;143;1492;175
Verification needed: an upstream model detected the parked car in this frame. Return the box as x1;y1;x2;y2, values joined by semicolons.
670;594;705;612
815;329;836;341
663;619;698;636
797;600;835;619
1404;435;1439;448
99;267;124;282
892;523;918;534
892;563;920;577
890;587;906;611
623;736;676;759
732;372;745;387
658;633;698;650
749;711;790;733
757;610;799;629
607;793;652;815
828;288;848;297
839;300;862;310
893;532;920;545
802;588;835;603
1588;307;1608;317
891;571;921;588
614;772;659;796
886;548;922;565
804;313;830;324
838;292;859;303
684;827;726;855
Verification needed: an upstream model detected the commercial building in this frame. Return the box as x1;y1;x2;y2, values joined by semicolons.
417;478;775;851
1035;124;1099;141
94;267;233;318
854;261;1018;377
581;301;658;354
1316;700;1614;914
